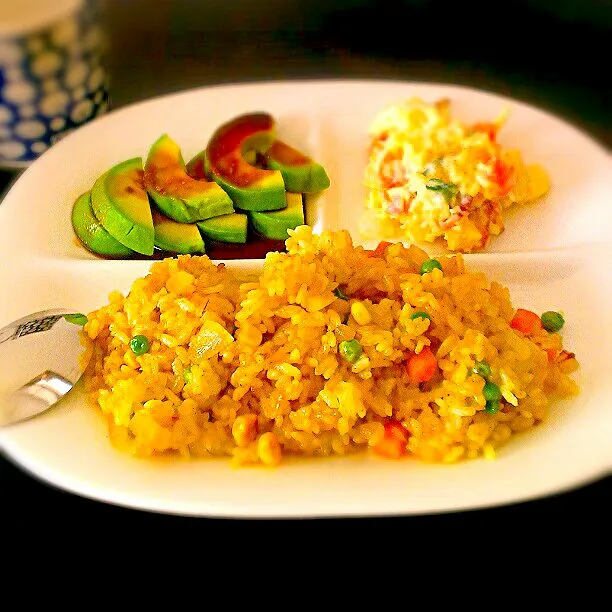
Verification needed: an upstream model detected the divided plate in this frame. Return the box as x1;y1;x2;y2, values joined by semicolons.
1;79;611;517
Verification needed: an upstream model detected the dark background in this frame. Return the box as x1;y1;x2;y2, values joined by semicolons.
1;0;610;537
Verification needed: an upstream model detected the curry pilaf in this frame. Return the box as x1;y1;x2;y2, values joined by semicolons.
81;225;579;466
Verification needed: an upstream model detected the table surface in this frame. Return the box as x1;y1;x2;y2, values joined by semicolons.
2;0;611;533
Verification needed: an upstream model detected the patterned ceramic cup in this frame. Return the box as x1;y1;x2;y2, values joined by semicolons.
0;0;108;168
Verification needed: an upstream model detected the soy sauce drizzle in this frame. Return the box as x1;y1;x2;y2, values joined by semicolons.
75;230;286;261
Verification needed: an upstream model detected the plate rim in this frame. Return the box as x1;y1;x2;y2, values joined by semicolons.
3;77;610;187
2;447;610;518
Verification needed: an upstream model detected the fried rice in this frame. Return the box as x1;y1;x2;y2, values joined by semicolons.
82;225;579;466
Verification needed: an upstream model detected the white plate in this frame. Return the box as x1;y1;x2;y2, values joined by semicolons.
1;79;611;518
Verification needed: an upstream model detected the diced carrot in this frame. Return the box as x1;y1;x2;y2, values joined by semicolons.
546;348;558;362
373;420;408;459
510;308;542;335
373;436;404;459
491;158;514;195
471;122;498;141
366;241;393;257
406;346;438;383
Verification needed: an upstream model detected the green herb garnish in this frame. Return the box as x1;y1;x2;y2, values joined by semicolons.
334;286;349;300
425;178;458;202
64;313;88;326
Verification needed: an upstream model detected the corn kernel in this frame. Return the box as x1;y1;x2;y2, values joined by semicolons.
124;350;139;369
166;270;195;296
257;432;282;466
232;414;258;447
483;443;496;460
351;301;371;325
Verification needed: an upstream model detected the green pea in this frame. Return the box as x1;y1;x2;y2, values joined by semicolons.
484;399;500;414
541;311;564;332
184;367;193;384
420;259;443;275
334;286;349;300
339;339;362;363
483;381;502;402
473;360;491;378
130;334;150;356
409;311;431;321
64;313;88;326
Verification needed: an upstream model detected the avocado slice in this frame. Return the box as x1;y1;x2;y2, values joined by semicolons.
144;134;235;223
90;157;155;256
197;212;248;244
265;140;330;193
185;149;207;180
187;149;258;180
71;191;135;258
152;209;205;254
203;112;287;212
249;192;304;240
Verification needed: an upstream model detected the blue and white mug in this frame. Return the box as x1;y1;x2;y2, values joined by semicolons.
0;0;109;168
